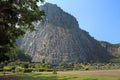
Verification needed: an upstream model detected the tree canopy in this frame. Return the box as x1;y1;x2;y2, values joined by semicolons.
0;0;45;62
16;48;32;62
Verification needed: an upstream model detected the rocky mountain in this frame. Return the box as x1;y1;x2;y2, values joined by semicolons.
21;3;112;64
99;41;120;57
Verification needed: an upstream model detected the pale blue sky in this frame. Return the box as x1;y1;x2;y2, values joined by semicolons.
42;0;120;44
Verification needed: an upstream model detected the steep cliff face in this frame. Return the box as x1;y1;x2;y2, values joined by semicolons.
21;3;112;64
100;41;120;57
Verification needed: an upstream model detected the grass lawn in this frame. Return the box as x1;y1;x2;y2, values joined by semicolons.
0;70;120;80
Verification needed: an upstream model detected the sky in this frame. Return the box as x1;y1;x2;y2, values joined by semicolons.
42;0;120;44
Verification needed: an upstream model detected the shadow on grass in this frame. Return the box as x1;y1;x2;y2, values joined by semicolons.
83;78;98;80
14;73;69;80
0;76;22;80
0;73;99;80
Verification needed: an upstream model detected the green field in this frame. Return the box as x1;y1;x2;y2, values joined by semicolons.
0;70;120;80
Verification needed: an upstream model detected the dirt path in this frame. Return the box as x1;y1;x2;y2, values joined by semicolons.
58;70;120;77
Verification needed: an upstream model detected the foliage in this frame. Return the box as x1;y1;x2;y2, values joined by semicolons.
46;68;53;72
73;63;84;70
30;62;53;72
6;48;32;62
19;62;29;68
114;43;120;47
0;68;3;72
0;53;10;62
24;68;33;73
0;0;45;62
7;61;30;69
3;66;12;71
5;62;120;72
18;67;24;72
16;48;32;62
38;68;46;72
110;57;120;63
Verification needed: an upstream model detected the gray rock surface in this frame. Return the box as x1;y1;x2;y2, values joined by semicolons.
100;41;120;57
21;3;112;64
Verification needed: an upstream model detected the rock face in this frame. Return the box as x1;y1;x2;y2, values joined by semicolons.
99;41;120;57
21;3;112;64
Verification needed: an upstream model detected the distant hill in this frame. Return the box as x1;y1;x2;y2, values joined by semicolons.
20;3;113;64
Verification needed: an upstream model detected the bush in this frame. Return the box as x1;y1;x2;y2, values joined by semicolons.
24;68;32;73
85;67;89;70
46;69;53;72
0;68;3;72
65;68;73;71
18;67;24;72
53;69;57;74
3;66;12;71
38;68;46;72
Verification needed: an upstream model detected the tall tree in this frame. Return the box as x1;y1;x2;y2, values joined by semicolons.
0;0;45;62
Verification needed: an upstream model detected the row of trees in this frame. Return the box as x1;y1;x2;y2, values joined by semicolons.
0;0;45;62
1;62;120;73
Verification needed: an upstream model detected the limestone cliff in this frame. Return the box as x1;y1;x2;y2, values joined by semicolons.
21;3;112;64
100;41;120;57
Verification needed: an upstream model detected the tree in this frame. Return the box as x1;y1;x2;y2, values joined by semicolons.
0;0;45;62
16;48;32;62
